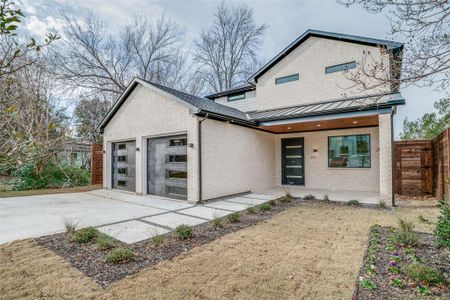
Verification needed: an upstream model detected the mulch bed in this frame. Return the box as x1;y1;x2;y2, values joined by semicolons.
354;226;449;299
35;197;307;287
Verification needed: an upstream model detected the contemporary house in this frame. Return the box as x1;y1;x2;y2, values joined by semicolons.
98;29;405;206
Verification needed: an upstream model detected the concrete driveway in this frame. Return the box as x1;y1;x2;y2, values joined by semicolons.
0;189;274;244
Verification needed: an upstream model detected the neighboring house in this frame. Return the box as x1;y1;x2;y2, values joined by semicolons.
56;140;92;170
98;29;405;206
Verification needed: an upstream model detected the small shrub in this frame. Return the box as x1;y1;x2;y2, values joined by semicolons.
347;199;360;206
227;212;240;223
175;224;193;239
359;278;377;290
390;278;405;288
322;194;330;202
64;218;79;235
246;207;256;214
105;247;134;264
303;194;316;201
73;227;98;243
434;198;450;248
280;191;293;203
404;264;445;285
394;219;418;247
417;285;432;295
259;203;271;211
96;233;114;251
268;199;277;206
377;201;387;209
152;235;165;247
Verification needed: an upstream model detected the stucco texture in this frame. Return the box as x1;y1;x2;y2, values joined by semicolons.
256;37;391;111
201;119;276;200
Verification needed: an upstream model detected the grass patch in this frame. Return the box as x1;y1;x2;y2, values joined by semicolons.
227;212;240;223
96;233;114;251
258;203;271;211
105;248;134;264
268;199;277;207
73;227;99;243
394;219;418;247
152;235;165;247
246;207;256;214
175;224;193;240
403;264;445;285
303;194;316;201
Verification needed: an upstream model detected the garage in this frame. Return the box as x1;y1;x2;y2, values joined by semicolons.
112;141;136;191
147;135;187;199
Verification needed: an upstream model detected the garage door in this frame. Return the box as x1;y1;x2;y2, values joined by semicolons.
147;135;187;199
112;141;136;192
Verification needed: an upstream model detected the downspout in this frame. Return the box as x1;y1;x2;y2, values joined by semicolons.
391;111;396;207
198;114;208;203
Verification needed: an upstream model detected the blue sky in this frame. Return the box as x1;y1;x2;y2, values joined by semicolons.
18;0;445;139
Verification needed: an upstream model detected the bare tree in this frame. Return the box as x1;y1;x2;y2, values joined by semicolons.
193;1;267;93
339;0;450;93
53;12;196;101
73;96;110;143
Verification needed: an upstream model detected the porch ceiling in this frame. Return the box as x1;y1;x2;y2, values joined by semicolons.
258;115;379;133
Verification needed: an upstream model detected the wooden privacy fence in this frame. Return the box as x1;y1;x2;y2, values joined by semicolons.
91;144;103;185
395;127;450;200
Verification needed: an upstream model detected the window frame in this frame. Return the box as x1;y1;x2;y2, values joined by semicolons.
169;138;187;147
325;61;357;74
228;93;246;102
327;134;371;169
275;73;299;85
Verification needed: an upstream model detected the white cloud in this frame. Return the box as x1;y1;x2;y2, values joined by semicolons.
25;15;66;37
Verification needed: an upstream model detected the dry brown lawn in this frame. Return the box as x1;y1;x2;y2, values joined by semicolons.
0;184;101;198
0;202;439;300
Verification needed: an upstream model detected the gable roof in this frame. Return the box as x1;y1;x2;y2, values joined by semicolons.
97;78;254;133
250;29;404;83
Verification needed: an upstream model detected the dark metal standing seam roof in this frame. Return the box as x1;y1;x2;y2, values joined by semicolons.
248;93;405;122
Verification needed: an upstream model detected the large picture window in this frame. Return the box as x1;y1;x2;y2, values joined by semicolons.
328;134;371;168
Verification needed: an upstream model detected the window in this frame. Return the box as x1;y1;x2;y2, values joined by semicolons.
118;143;126;150
275;73;299;85
169;138;187;147
228;93;245;101
118;180;126;186
118;168;128;174
325;61;356;74
117;156;127;162
166;170;187;179
166;185;187;196
167;155;187;163
328;134;371;168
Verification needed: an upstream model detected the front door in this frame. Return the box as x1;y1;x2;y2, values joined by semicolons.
282;138;304;185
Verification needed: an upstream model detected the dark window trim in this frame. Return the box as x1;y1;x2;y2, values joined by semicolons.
325;61;356;74
327;134;371;168
228;93;246;102
275;73;299;85
166;170;188;180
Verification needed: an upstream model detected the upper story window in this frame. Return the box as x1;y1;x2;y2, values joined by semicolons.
275;73;299;85
328;134;371;168
228;93;246;101
325;61;357;74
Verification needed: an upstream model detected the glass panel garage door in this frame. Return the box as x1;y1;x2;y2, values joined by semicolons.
147;135;187;199
112;141;136;191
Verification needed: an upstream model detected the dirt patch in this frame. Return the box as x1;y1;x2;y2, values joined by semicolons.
0;184;102;198
36;198;304;286
356;226;449;299
1;202;439;300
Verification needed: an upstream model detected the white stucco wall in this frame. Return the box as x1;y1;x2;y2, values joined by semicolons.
256;37;391;111
214;90;257;112
275;127;380;192
102;84;200;202
201;118;276;200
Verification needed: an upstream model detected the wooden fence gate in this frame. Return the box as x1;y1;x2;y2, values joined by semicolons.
91;144;103;185
395;140;433;195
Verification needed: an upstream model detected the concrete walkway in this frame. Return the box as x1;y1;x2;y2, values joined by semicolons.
0;189;276;244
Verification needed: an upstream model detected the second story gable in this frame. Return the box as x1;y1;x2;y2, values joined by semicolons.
206;30;403;113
